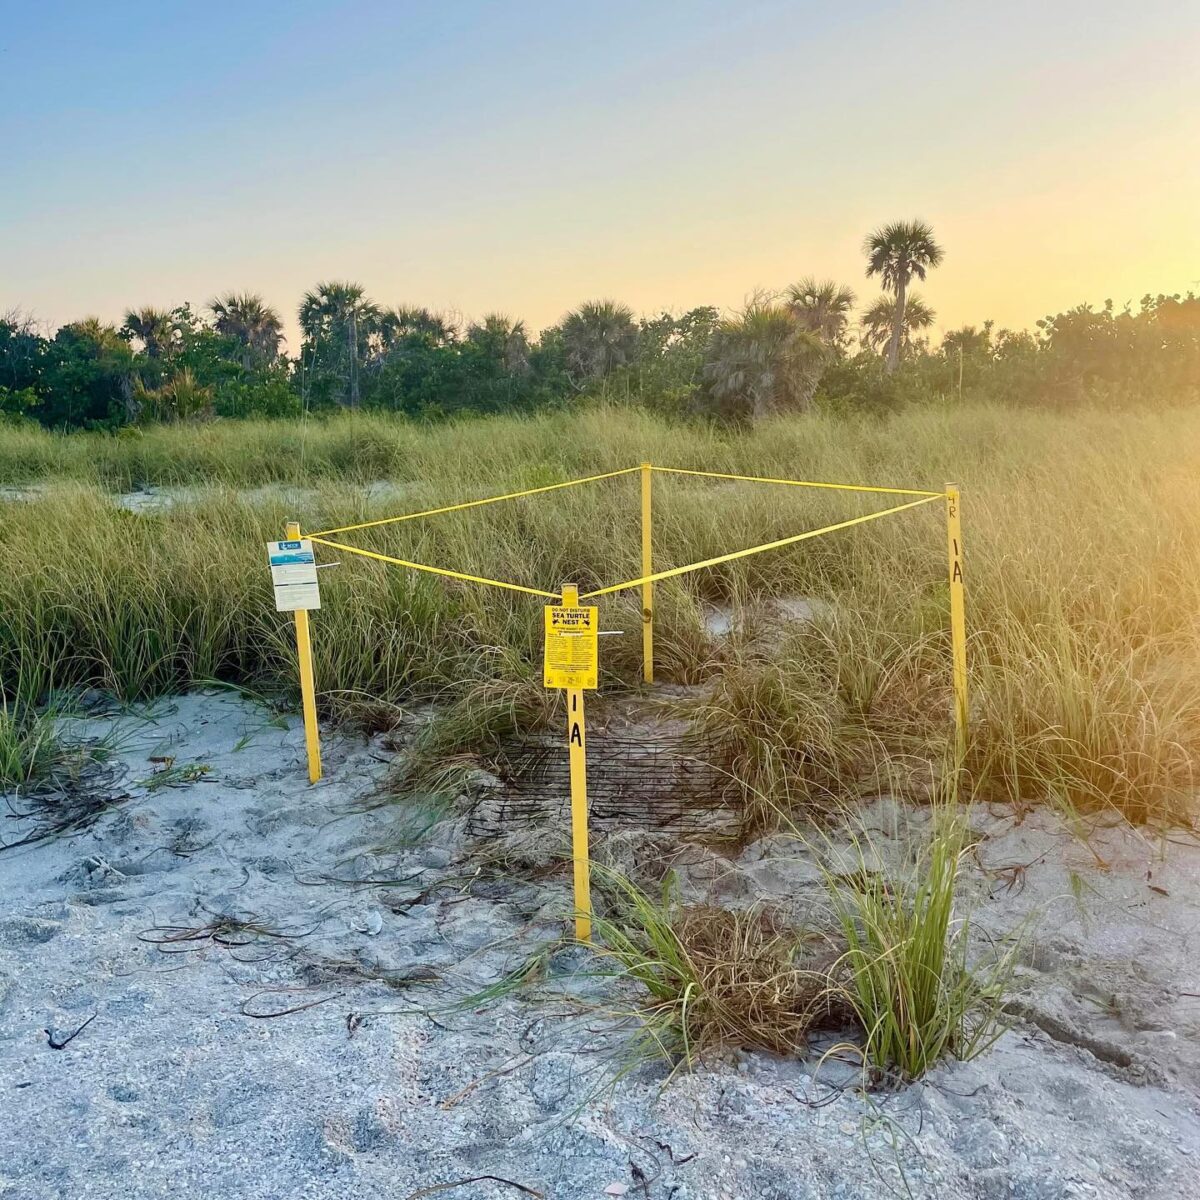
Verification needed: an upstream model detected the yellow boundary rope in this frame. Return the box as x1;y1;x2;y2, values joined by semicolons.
307;466;641;539
650;465;942;498
301;464;946;600
580;493;943;599
307;535;559;598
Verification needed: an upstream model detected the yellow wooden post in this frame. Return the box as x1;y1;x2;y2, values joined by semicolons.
944;486;968;761
286;520;323;784
640;462;654;685
561;583;593;941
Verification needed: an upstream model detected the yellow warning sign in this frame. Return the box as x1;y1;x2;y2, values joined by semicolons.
543;605;599;689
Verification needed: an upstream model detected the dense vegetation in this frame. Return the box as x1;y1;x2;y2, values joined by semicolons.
2;403;1197;829
3;220;1197;430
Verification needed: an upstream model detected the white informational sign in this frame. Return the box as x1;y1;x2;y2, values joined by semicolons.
267;539;321;612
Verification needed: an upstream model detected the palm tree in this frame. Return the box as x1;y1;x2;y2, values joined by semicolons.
69;317;128;353
559;300;639;385
863;220;944;372
378;306;456;349
209;293;284;368
465;313;530;373
940;322;992;359
703;302;827;419
298;281;381;407
860;294;936;356
785;278;856;346
121;307;177;359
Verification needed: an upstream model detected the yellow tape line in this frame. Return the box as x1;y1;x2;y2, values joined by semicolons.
307;536;559;598
581;494;943;599
651;465;943;498
307;466;642;539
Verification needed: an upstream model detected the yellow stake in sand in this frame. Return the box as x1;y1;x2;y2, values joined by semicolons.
944;486;969;761
640;462;654;684
546;583;596;942
286;521;323;784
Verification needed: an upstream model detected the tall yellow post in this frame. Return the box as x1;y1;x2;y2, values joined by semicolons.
286;521;323;784
944;486;968;761
640;462;654;685
561;583;593;942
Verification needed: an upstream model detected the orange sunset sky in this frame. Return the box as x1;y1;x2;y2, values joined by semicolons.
5;1;1199;347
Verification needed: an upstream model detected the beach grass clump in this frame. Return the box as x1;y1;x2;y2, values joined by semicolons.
0;698;62;790
592;871;840;1068
968;624;1200;825
822;802;1016;1081
684;644;875;831
593;806;1018;1082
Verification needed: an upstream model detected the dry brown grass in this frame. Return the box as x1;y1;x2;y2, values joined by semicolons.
670;905;845;1057
592;871;843;1067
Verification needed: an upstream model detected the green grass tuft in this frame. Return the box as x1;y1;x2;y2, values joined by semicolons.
822;799;1017;1081
0;698;62;789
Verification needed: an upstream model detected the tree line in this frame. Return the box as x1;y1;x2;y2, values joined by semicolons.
2;220;1197;429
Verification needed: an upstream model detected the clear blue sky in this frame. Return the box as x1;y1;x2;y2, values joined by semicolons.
4;0;1198;347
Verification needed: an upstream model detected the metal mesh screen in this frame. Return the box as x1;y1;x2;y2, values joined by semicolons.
465;730;744;840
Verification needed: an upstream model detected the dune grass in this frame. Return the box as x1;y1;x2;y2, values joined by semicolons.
822;801;1017;1081
0;699;62;789
0;414;424;488
590;870;840;1069
0;655;71;790
0;402;1197;824
590;780;1017;1082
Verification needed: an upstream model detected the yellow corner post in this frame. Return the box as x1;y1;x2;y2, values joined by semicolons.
944;486;968;761
561;583;593;941
286;521;323;784
640;462;654;684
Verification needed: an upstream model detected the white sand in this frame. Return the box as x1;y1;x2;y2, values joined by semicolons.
2;693;1198;1199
